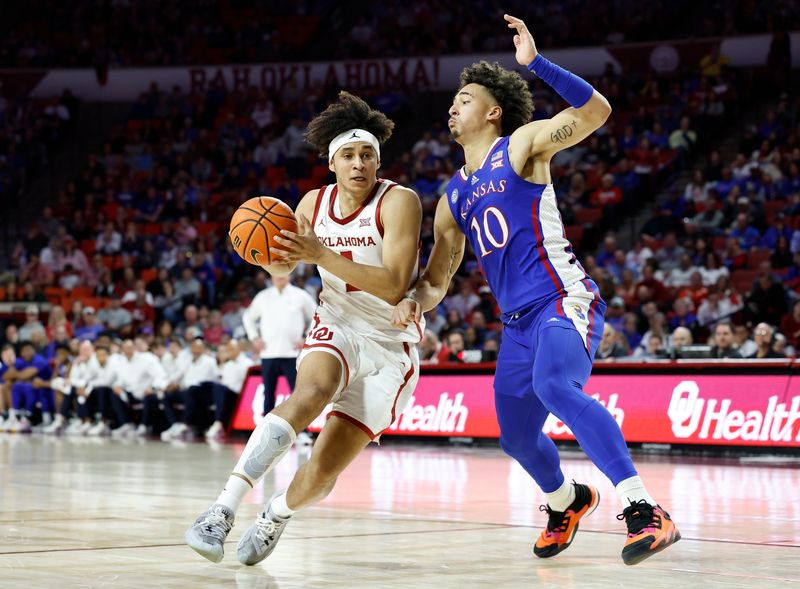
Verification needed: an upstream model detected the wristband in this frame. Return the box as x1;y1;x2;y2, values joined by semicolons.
527;54;593;108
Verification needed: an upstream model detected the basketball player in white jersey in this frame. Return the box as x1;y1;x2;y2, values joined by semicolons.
186;92;424;566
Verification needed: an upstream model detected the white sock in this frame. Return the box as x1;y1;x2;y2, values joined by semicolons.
216;474;253;513
231;412;296;483
615;476;656;509
545;480;576;511
270;490;295;518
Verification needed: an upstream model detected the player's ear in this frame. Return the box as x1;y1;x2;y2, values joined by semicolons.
376;158;381;171
328;158;335;173
487;105;503;124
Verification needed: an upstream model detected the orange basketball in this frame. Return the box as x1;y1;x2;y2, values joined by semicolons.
229;196;298;267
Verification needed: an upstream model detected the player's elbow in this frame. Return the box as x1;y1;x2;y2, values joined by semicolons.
384;287;408;307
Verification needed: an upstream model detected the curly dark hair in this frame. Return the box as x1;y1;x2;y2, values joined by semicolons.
460;61;534;136
305;91;395;158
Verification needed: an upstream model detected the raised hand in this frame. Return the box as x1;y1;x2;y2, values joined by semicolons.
504;13;538;66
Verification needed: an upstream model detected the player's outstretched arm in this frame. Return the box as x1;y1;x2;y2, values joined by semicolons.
504;14;611;160
274;186;422;305
392;195;465;328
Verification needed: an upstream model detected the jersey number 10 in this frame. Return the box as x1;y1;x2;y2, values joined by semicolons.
469;206;509;257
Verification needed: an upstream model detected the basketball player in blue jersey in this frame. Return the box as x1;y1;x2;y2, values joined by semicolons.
393;14;680;566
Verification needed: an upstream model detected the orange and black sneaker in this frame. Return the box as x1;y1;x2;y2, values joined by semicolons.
617;499;681;566
533;482;600;558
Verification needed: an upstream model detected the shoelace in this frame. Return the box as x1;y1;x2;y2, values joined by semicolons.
616;499;660;535
199;509;232;540
254;513;279;542
539;504;570;534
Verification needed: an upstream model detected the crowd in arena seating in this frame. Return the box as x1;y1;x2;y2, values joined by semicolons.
581;91;800;361
0;90;78;210
2;0;798;67
0;37;797;435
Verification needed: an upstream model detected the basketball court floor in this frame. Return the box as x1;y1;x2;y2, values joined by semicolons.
1;435;798;588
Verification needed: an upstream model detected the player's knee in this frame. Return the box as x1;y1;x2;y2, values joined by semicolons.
293;381;335;415
499;432;527;461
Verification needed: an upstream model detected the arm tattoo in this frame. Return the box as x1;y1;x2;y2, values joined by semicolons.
550;121;577;144
446;246;461;278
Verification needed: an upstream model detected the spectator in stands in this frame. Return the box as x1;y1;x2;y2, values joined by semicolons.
668;298;698;332
665;254;699;288
637;312;670;356
97;296;132;334
96;222;122;255
671;326;693;353
446;280;480;319
774;333;791;358
700;253;729;286
733;324;758;357
638;334;665;360
684;169;712;204
444;331;465;363
48;339;93;434
772;235;792;269
746;262;788;326
710;321;742;358
655;232;685;272
55;236;91;280
84;344;122;436
669;116;697;164
748;322;783;359
174;266;201;307
45;305;72;341
779;300;800;349
18;305;45;342
595;324;627;360
729;213;761;250
419;330;442;364
74;307;104;341
20;253;53;288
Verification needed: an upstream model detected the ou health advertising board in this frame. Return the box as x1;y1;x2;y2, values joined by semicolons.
231;371;800;447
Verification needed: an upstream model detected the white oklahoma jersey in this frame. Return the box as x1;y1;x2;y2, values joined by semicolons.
298;178;424;440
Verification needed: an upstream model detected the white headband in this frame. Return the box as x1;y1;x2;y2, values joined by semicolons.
328;128;381;161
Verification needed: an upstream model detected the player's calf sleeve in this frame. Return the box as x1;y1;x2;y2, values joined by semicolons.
216;413;297;513
233;413;296;483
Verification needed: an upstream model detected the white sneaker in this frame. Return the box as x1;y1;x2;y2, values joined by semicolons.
111;423;135;438
14;416;32;434
236;493;292;566
296;431;314;446
87;422;111;436
160;422;189;441
76;421;95;436
43;416;66;435
0;415;9;432
185;504;235;563
134;424;149;437
205;421;225;440
64;419;84;435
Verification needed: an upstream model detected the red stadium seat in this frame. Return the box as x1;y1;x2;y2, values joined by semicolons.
140;268;158;283
297;179;318;195
747;250;772;268
79;239;96;256
565;225;584;249
731;269;759;294
574;207;603;227
266;166;287;187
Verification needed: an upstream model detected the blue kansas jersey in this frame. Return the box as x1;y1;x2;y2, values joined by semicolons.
445;136;595;315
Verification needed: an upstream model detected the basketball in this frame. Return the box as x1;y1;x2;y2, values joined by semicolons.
229;196;298;267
